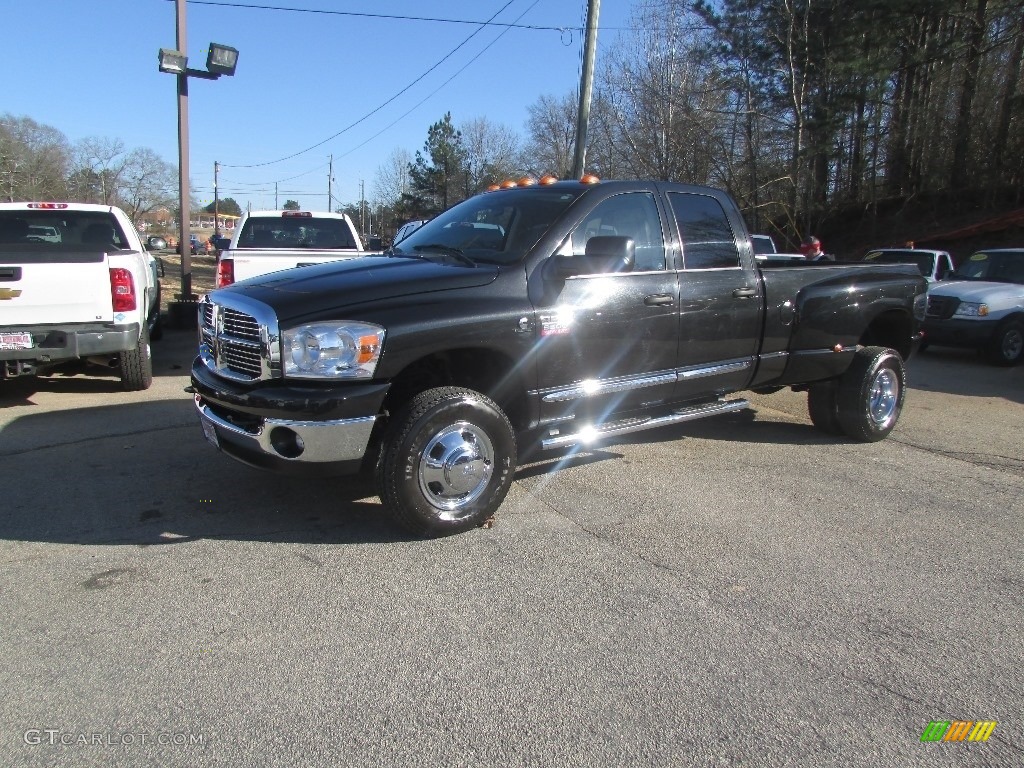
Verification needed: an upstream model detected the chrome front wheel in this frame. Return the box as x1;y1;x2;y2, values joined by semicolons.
376;387;517;537
417;422;495;518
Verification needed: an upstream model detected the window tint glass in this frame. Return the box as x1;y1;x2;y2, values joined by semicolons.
565;192;666;271
237;216;357;249
668;192;740;269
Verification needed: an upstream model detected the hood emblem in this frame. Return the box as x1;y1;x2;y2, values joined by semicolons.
0;288;22;300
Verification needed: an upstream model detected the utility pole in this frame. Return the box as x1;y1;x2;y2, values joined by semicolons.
274;182;278;210
359;179;365;236
213;160;220;236
174;0;192;301
571;0;601;179
328;155;333;212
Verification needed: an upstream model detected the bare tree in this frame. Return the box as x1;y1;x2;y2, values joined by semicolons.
524;93;577;178
459;116;522;191
118;148;178;225
372;148;413;209
597;1;730;185
70;136;129;204
0;114;71;201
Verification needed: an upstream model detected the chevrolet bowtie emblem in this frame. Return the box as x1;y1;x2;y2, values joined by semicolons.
0;288;22;300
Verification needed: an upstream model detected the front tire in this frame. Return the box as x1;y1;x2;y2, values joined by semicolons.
836;346;905;442
986;319;1024;366
119;329;153;391
375;386;516;537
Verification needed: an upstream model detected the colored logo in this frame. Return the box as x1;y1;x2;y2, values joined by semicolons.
0;288;22;300
921;720;996;742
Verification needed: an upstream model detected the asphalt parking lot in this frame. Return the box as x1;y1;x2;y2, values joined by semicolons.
0;332;1021;767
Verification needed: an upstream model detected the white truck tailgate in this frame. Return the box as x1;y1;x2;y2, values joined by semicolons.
0;258;113;325
231;251;362;283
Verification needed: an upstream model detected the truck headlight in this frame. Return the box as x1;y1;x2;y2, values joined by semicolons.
282;322;384;379
954;302;989;317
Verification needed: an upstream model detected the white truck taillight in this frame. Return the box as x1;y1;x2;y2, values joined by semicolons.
109;268;137;312
216;258;235;287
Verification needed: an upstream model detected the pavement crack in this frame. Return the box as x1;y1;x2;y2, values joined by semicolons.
0;422;194;457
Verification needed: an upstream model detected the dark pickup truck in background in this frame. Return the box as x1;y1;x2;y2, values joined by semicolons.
191;179;927;535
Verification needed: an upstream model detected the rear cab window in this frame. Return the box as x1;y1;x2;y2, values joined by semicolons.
0;209;129;261
667;192;741;270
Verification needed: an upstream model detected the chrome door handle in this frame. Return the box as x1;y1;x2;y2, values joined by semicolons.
644;294;674;306
733;287;756;298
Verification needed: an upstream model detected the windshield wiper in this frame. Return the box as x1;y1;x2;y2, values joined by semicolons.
412;244;476;267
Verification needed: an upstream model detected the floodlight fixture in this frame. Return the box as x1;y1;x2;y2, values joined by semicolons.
158;48;188;75
206;43;239;76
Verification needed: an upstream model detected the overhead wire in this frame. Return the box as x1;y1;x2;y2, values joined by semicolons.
180;0;578;32
332;0;545;164
220;0;522;169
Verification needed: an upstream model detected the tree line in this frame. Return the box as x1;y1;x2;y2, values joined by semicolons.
0;114;181;224
378;0;1023;247
6;0;1022;246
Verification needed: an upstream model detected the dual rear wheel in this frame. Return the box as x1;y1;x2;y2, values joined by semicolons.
807;346;905;442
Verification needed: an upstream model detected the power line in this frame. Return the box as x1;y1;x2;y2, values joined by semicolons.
178;0;581;31
220;0;523;169
332;0;543;164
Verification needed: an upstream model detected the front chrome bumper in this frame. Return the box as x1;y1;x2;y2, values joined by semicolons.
194;394;377;465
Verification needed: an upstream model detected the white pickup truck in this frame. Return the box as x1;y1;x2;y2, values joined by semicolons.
215;210;374;287
0;202;161;390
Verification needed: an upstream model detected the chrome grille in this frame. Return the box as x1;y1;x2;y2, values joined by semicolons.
926;295;960;320
223;308;260;341
200;297;280;382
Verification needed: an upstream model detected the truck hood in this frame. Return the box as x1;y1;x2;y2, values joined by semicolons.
929;280;1024;302
219;255;499;321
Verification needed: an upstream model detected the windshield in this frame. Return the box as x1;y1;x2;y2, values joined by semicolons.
950;251;1024;284
864;250;934;276
236;216;357;249
390;187;587;265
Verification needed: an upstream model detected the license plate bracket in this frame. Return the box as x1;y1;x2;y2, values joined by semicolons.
0;332;33;350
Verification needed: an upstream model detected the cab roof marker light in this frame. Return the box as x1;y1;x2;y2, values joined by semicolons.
539;175;559;185
580;174;601;184
517;177;537;187
486;184;501;192
500;180;518;189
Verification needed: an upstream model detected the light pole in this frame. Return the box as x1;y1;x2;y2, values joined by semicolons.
158;0;238;327
214;160;220;237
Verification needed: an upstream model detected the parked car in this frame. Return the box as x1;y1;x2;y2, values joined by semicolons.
922;248;1024;365
177;234;200;255
863;248;954;284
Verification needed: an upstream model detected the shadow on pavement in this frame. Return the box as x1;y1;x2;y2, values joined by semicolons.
0;397;411;546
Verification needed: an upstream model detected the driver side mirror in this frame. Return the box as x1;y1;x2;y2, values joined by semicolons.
556;235;635;277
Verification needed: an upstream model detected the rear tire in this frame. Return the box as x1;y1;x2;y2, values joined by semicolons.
986;319;1024;366
835;346;905;442
807;380;843;435
375;386;516;537
119;329;153;391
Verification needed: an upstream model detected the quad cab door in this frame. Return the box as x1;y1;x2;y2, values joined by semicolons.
532;189;679;425
664;189;761;400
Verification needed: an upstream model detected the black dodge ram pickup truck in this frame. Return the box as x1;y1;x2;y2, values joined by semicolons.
191;179;927;535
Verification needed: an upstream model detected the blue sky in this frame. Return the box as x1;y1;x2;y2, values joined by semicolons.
4;0;635;212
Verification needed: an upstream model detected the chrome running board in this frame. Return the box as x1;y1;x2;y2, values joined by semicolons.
540;398;749;450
